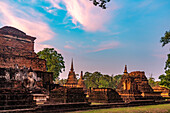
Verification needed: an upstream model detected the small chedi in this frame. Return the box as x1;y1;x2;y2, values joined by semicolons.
63;59;87;91
64;59;78;88
77;71;87;91
116;65;162;103
49;59;87;103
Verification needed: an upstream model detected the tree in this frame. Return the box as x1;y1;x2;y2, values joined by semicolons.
112;74;122;89
159;70;170;89
37;48;65;80
83;71;122;89
148;74;156;87
160;31;170;47
160;30;170;70
159;30;170;89
89;0;110;9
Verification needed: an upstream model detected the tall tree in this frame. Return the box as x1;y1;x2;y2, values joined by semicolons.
159;30;170;89
160;31;170;47
37;48;65;80
159;70;170;89
160;30;170;70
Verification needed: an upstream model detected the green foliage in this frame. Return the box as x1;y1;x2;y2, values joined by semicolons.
112;74;122;89
148;76;159;87
37;48;65;80
83;71;122;89
159;70;170;89
160;31;170;47
89;0;110;9
57;78;67;86
165;54;170;70
159;30;170;89
160;30;170;70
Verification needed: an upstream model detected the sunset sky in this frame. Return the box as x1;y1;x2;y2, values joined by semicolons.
0;0;169;80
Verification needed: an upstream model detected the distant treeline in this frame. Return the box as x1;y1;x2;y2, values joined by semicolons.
57;71;122;89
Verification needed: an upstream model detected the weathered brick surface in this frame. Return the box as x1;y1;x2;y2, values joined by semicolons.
0;26;46;71
88;88;123;103
0;35;34;52
116;66;162;102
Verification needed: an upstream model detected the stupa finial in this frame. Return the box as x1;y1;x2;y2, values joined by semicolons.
70;58;74;71
124;65;128;74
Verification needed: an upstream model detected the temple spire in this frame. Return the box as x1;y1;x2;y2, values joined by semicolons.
80;71;83;79
70;58;74;71
124;65;128;74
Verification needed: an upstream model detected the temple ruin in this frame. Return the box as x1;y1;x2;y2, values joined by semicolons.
0;26;53;90
116;65;162;102
48;59;87;103
0;26;53;108
88;88;123;103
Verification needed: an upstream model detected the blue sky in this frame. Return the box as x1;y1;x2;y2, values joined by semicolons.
0;0;169;80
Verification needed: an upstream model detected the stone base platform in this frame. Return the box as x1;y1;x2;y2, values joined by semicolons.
88;88;123;103
0;101;170;113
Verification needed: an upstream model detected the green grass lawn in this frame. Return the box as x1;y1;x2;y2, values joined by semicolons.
74;104;170;113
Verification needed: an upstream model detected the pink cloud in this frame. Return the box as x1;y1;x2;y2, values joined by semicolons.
48;0;118;32
153;54;167;59
64;45;75;49
88;41;120;52
35;44;61;53
0;1;55;52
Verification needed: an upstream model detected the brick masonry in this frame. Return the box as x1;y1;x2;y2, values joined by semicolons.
0;26;46;71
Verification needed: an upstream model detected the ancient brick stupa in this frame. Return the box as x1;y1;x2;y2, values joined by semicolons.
0;26;39;109
0;26;53;108
49;60;87;103
77;71;87;91
116;65;162;102
64;59;78;87
0;26;46;71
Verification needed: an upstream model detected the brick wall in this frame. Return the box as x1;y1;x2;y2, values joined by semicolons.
0;32;46;71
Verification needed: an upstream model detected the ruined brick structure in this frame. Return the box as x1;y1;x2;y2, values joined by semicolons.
64;59;87;91
77;71;87;91
0;67;36;110
49;59;88;103
0;26;53;90
88;88;123;103
64;59;78;88
152;86;170;97
116;65;162;102
0;26;46;71
49;86;87;103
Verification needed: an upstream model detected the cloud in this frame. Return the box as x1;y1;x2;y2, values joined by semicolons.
47;0;63;9
35;43;61;53
153;54;167;59
88;41;120;52
64;45;75;49
0;1;55;52
47;0;118;32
